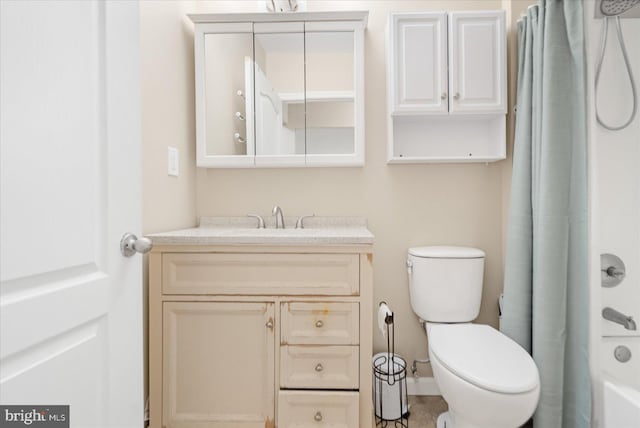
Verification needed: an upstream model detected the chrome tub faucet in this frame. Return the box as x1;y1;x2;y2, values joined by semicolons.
602;307;637;330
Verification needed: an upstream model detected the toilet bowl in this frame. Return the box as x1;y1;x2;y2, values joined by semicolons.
427;323;540;428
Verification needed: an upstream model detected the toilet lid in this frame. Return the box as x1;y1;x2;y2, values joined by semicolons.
428;324;539;394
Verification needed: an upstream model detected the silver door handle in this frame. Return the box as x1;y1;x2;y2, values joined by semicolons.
120;233;153;257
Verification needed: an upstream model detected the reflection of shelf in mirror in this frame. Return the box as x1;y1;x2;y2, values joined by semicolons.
278;91;354;104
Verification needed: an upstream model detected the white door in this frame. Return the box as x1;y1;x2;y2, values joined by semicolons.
448;11;506;114
389;12;448;115
0;2;143;427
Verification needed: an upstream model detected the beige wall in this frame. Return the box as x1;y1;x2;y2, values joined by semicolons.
141;1;198;234
140;0;199;404
141;0;532;380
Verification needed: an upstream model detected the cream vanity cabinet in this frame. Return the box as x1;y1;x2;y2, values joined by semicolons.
149;245;373;428
387;11;507;162
190;12;367;168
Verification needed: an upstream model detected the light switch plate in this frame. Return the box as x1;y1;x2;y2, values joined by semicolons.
168;147;179;177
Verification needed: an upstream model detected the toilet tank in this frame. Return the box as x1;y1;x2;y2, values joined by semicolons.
408;246;485;323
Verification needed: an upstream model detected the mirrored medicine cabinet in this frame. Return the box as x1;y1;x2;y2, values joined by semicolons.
190;12;367;168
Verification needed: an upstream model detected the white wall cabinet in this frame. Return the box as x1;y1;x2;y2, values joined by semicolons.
387;10;506;163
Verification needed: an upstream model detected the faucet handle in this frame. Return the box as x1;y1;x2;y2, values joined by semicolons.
247;214;265;229
295;214;315;229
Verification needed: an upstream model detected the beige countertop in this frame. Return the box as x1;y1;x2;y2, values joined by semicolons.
147;216;375;246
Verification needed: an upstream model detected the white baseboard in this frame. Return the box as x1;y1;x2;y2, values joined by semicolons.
406;376;441;396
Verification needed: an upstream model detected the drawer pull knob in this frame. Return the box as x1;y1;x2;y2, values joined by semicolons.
453;92;460;100
266;319;274;329
315;363;324;372
315;320;324;328
314;411;323;422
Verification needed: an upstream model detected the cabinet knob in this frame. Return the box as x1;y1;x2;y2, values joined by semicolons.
266;319;274;329
315;363;324;372
315;320;324;328
453;92;460;100
441;92;447;100
314;411;323;422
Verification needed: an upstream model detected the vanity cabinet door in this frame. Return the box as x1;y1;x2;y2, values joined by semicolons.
448;11;506;114
389;13;448;115
162;302;275;428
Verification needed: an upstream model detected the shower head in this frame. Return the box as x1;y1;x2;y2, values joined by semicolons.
600;0;640;16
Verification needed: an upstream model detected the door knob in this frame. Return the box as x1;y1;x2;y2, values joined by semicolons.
441;92;447;100
120;233;153;257
453;92;460;100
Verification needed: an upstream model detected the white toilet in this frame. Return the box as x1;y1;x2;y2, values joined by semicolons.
407;246;540;428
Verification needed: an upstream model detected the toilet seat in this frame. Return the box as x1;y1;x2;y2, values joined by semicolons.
428;323;539;394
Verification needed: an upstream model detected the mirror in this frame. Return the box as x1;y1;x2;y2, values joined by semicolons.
204;32;254;157
305;31;355;155
192;16;365;167
254;31;305;158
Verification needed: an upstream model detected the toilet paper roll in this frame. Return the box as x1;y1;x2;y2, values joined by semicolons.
378;302;393;338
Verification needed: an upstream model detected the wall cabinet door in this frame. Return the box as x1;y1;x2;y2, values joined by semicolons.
448;11;506;114
390;13;448;115
163;302;275;428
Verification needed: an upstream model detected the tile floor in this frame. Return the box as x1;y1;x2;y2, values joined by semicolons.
400;396;533;428
406;395;448;427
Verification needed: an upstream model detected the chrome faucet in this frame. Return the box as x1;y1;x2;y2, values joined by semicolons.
602;307;637;330
247;214;265;229
272;205;285;229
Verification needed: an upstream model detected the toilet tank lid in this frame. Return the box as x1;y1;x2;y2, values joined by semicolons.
408;246;485;259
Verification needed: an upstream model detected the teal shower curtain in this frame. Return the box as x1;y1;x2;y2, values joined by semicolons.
500;1;590;427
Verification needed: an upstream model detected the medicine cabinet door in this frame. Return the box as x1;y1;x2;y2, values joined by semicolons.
195;23;255;167
305;21;364;166
254;22;306;167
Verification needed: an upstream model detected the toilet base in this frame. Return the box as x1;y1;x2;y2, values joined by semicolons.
436;411;451;428
436;410;491;428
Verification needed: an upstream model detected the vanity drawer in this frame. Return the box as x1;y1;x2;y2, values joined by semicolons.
277;391;359;428
281;302;359;345
162;253;359;295
280;345;359;390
